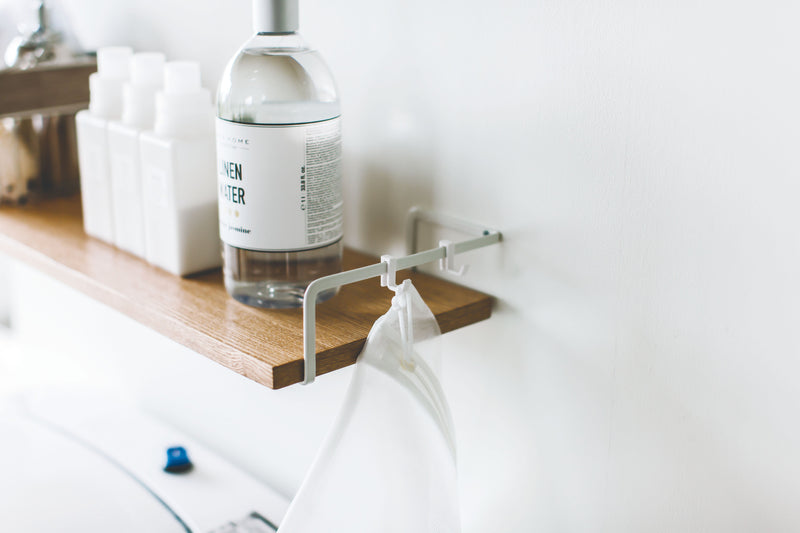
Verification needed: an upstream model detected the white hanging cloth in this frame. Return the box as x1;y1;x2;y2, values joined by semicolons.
279;279;461;533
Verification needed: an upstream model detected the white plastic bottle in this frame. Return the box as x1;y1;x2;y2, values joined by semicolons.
108;52;165;256
75;46;132;243
216;0;343;308
139;61;220;276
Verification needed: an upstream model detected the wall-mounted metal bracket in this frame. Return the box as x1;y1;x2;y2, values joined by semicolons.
302;207;502;385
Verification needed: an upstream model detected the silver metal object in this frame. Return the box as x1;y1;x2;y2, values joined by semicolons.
252;0;299;34
4;1;66;69
0;1;86;205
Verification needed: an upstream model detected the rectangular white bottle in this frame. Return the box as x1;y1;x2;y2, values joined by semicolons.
107;52;165;257
75;46;132;243
140;62;220;276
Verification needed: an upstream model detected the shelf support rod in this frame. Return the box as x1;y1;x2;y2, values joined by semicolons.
302;207;501;385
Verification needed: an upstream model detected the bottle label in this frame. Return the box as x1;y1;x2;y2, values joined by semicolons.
215;117;343;252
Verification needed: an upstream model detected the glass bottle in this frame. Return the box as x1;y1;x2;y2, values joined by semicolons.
216;0;342;308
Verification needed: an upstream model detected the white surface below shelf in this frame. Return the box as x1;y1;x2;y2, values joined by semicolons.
0;389;289;532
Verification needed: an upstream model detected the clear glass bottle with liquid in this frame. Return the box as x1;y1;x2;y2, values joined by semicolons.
216;0;342;308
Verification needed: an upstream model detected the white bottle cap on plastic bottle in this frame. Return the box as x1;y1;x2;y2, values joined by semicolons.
122;52;165;128
252;0;298;33
97;47;133;79
89;46;133;119
154;61;212;138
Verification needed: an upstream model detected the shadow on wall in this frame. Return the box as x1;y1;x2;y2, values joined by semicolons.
348;96;439;252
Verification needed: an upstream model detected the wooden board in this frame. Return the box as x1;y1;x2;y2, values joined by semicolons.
0;61;96;117
0;196;493;388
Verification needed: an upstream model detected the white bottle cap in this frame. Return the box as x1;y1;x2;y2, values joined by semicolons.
97;46;133;79
89;46;133;119
154;61;212;138
130;52;165;86
253;0;298;33
122;52;165;128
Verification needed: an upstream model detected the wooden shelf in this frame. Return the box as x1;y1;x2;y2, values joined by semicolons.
0;196;493;389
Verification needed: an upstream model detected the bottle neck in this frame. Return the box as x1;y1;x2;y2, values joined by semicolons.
242;31;312;54
89;73;124;120
122;82;160;129
250;31;307;43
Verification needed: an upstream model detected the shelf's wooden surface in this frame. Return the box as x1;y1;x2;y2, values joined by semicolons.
0;196;493;388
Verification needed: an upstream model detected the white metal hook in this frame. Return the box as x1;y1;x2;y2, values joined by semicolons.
381;254;400;290
438;240;468;276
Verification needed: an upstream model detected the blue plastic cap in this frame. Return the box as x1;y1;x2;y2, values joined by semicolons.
164;446;193;474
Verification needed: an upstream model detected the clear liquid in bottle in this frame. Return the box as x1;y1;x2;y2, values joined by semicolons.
216;4;342;309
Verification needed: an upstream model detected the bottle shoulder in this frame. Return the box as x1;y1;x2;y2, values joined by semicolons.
217;33;340;125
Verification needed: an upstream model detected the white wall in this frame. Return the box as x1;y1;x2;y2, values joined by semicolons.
4;0;800;531
0;257;9;327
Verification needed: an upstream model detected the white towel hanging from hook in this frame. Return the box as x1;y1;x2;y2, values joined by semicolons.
380;258;417;367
